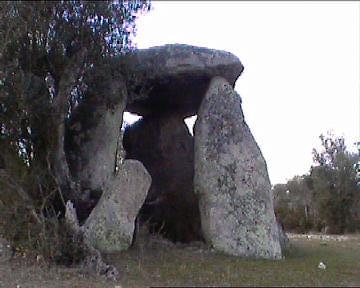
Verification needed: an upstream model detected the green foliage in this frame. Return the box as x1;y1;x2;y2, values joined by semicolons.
274;133;360;233
0;143;88;265
0;0;150;168
311;133;359;233
355;141;360;188
0;0;150;264
274;177;314;233
45;220;90;266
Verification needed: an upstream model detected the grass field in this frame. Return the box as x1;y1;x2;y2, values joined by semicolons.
1;234;359;287
106;234;360;287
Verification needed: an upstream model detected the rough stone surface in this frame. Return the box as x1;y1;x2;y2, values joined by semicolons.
116;44;244;117
0;237;12;263
66;92;127;192
194;76;282;259
65;75;127;221
81;246;120;280
123;114;202;242
64;201;120;280
277;221;289;251
65;201;80;232
83;160;151;253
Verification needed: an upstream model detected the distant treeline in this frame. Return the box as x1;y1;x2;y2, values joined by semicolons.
273;133;360;234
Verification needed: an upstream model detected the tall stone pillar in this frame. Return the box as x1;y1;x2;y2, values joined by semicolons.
123;114;202;242
65;73;127;221
194;76;282;259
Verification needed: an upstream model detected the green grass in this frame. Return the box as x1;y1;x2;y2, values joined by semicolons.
105;236;360;287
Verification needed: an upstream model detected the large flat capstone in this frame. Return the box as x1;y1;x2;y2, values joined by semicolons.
194;76;282;259
115;44;244;117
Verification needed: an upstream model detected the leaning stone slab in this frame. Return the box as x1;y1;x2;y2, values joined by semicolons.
194;76;282;260
83;160;151;253
65;201;120;280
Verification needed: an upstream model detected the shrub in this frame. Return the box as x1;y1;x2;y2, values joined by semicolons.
0;146;88;265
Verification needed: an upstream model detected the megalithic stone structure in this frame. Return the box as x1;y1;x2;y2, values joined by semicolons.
64;44;283;259
194;76;282;260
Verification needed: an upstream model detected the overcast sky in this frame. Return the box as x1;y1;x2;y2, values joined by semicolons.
125;1;360;185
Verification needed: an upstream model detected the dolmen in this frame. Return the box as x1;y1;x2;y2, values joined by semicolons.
65;44;282;260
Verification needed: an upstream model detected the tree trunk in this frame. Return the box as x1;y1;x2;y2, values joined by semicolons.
51;48;88;201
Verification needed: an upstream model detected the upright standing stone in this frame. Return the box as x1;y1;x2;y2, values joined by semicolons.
194;76;282;259
66;79;127;192
65;70;127;221
123;114;202;242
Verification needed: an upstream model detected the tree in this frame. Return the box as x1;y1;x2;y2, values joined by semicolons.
355;141;360;188
311;133;359;233
273;175;314;232
273;133;359;233
0;0;150;197
0;0;150;261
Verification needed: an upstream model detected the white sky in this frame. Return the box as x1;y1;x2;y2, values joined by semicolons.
126;1;360;185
